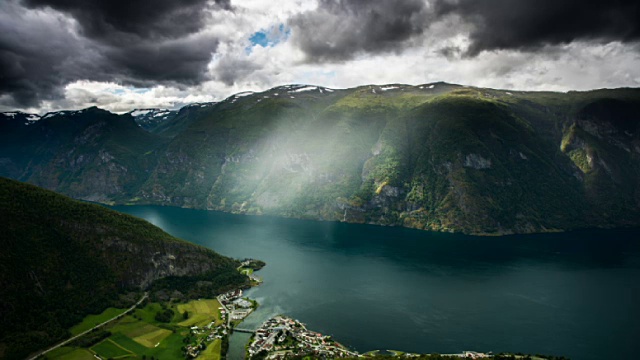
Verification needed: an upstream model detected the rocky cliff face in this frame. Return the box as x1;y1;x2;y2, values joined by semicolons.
1;84;639;234
61;220;238;289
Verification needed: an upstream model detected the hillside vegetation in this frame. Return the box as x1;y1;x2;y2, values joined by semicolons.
0;177;247;359
1;83;639;234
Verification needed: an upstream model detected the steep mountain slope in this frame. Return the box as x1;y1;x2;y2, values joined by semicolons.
0;177;247;359
0;106;169;202
1;84;639;234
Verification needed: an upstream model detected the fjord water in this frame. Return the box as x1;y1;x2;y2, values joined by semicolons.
112;205;640;360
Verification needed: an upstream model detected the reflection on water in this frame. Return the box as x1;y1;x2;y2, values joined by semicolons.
112;205;640;360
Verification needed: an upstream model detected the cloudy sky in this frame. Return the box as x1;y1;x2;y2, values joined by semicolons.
1;0;639;114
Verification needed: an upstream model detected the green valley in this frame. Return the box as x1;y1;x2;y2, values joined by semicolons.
0;177;249;359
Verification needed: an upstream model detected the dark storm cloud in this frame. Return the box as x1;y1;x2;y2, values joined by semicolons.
0;0;224;108
0;1;102;106
104;36;220;87
289;0;431;62
434;0;640;56
290;0;640;60
22;0;230;43
212;57;260;86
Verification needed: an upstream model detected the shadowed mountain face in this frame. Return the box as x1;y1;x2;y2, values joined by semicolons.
0;177;247;359
2;83;640;234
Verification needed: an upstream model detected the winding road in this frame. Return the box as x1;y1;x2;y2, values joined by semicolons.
27;292;148;360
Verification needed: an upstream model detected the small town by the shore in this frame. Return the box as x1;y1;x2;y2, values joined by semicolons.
183;288;257;358
190;260;533;360
247;315;358;359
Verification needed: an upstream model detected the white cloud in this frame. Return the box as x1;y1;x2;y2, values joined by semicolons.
32;81;216;114
4;0;639;114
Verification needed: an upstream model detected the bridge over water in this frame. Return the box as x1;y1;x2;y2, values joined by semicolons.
234;328;255;334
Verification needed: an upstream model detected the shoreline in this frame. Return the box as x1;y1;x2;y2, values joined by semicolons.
107;202;640;237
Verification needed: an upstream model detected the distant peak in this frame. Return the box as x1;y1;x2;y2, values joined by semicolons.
1;111;41;125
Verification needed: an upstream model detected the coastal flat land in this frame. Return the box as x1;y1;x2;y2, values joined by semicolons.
177;299;223;327
197;338;222;360
69;307;128;335
49;299;223;360
132;328;172;348
90;339;132;358
46;347;95;360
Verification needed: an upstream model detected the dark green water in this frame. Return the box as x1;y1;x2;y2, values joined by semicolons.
112;205;640;360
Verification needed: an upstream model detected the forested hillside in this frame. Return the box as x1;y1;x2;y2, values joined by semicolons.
0;177;247;359
1;83;639;234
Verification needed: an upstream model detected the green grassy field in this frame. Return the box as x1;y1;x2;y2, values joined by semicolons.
145;332;185;359
133;328;172;348
119;322;161;339
54;299;224;360
69;307;128;335
91;339;132;358
46;347;95;360
133;303;164;324
239;267;253;275
177;299;222;327
109;333;149;355
197;338;221;360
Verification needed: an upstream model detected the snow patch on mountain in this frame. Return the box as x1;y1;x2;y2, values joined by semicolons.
1;111;41;125
288;86;318;93
131;109;153;117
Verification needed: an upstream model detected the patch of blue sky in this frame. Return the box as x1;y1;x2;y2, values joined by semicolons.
131;87;150;94
111;87;150;95
249;31;269;47
246;24;291;54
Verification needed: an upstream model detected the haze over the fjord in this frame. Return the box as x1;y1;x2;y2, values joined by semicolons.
1;0;639;114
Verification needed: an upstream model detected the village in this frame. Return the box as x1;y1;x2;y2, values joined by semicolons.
183;288;257;358
247;315;359;359
182;257;264;359
184;259;494;360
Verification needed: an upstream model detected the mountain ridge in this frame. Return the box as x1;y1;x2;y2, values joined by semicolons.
1;83;639;235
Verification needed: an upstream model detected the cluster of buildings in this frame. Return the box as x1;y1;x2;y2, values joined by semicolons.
184;320;228;358
218;289;255;323
183;263;263;358
219;289;243;302
448;351;491;359
427;351;491;359
247;316;358;359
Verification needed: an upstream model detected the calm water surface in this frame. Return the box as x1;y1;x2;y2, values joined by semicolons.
111;205;640;360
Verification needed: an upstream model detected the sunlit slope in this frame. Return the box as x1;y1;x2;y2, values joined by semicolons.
137;84;640;234
399;93;586;233
1;83;639;234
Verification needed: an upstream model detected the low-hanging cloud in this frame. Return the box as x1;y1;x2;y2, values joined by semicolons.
289;0;432;62
434;0;640;56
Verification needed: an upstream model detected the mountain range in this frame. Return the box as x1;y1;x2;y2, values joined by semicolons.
1;83;639;235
